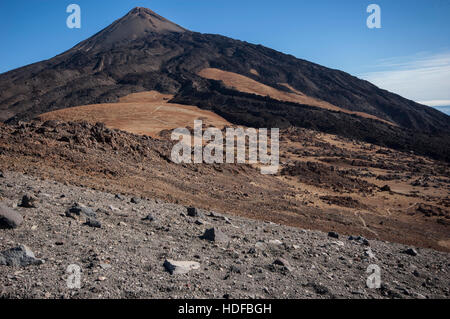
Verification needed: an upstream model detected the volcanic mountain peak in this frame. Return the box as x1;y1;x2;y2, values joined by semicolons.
125;7;185;29
1;6;449;161
73;7;186;52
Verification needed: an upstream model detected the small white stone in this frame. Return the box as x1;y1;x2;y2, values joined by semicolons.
163;259;200;275
268;239;283;245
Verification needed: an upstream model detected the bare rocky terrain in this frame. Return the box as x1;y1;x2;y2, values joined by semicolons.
0;170;449;299
0;120;449;252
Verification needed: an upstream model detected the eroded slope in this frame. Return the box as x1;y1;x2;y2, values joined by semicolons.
0;120;448;251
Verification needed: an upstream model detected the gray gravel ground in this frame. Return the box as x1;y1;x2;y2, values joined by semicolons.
0;171;448;299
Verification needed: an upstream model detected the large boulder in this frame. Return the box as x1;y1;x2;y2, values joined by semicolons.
0;245;44;267
0;203;23;229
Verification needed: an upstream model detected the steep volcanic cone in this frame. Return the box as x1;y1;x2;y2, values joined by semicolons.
39;91;230;137
73;7;186;52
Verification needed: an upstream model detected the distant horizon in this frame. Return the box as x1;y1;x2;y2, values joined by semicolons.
1;1;449;114
433;106;450;116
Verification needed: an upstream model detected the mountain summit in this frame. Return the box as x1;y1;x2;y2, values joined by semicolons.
73;7;186;52
0;7;449;160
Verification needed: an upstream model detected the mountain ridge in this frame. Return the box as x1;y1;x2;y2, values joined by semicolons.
71;7;185;53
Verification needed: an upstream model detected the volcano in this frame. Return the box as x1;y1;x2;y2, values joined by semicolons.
73;7;186;52
0;7;449;160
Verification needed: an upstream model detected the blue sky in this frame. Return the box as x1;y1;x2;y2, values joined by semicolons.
1;0;449;113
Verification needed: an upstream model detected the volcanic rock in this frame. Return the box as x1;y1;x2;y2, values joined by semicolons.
403;248;418;256
84;218;102;228
19;194;37;208
65;203;97;222
273;258;293;272
142;214;155;221
163;259;200;275
0;245;44;267
130;197;141;204
0;203;23;229
328;231;339;239
1;7;448;163
200;227;229;242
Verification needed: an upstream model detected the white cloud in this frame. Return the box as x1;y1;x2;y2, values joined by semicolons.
360;52;450;107
417;100;450;107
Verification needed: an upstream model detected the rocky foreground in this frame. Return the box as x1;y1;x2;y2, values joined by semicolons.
0;170;449;299
1;120;449;252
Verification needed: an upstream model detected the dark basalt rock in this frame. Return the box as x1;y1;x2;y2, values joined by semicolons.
0;245;44;267
200;227;229;242
19;194;37;208
0;203;23;229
